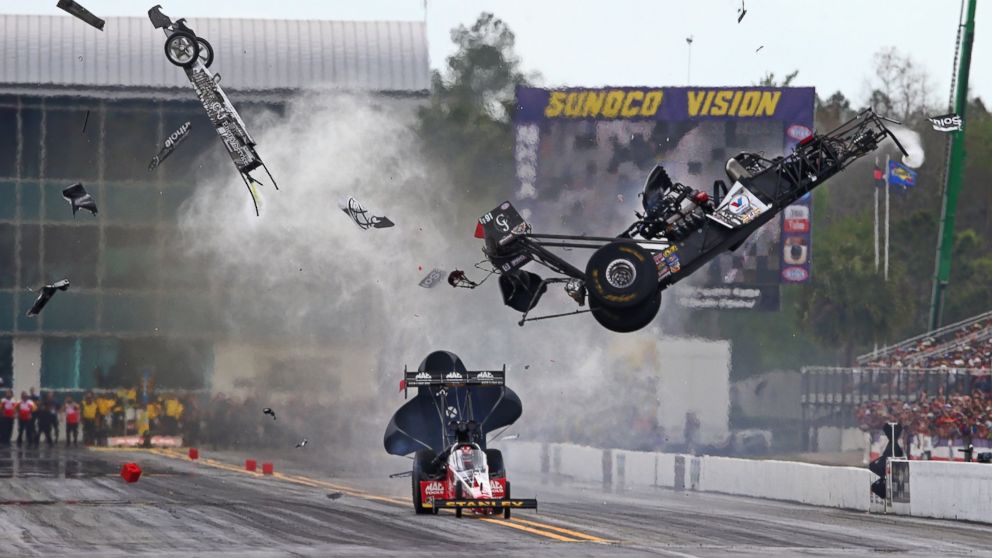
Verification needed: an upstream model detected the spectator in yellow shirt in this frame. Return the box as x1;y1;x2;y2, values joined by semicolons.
81;391;98;445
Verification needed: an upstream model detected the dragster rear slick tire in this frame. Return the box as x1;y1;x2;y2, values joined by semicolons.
504;480;512;519
412;450;434;515
455;484;463;518
590;291;661;333
585;241;657;310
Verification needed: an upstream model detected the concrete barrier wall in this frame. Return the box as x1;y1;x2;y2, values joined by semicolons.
697;456;872;511
557;444;604;483
909;461;992;523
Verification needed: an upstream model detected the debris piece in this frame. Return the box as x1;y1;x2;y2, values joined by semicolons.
148;121;192;171
57;0;105;31
737;0;747;23
262;408;276;420
296;438;309;449
245;459;257;472
62;183;98;216
81;110;90;134
188;448;199;460
447;270;480;289
120;462;142;483
261;462;274;475
418;268;445;288
339;196;394;229
755;45;764;53
327;492;343;499
27;279;70;317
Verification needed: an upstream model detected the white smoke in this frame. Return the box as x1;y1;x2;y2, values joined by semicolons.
890;125;925;168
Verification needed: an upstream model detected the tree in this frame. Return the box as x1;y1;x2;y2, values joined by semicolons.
866;47;934;123
795;214;915;364
756;70;799;87
415;13;531;221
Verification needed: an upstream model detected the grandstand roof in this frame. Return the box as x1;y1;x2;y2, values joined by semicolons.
0;14;429;93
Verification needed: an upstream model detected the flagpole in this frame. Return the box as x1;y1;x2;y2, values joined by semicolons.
885;154;890;282
874;156;880;273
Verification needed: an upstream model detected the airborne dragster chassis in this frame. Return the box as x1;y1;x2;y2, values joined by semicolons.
478;109;908;332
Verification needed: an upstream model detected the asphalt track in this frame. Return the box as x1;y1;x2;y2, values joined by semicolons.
1;446;990;557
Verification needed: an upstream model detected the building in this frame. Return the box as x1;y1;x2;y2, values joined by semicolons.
0;14;429;393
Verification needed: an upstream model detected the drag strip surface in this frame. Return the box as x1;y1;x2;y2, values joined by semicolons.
2;446;990;557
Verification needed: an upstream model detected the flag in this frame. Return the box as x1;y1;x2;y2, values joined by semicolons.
873;160;885;188
888;160;918;189
927;113;963;133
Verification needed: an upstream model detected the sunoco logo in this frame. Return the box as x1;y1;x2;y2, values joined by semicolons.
782;266;809;282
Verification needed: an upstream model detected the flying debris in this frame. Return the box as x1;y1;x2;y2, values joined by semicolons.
148;121;192;171
81;110;90;134
928;113;963;133
737;0;747;23
616;194;624;204
326;492;343;500
418;268;446;288
148;5;278;216
339;196;394;230
27;279;70;317
56;0;105;31
262;408;276;420
61;183;98;216
447;270;479;289
296;438;309;449
755;45;764;53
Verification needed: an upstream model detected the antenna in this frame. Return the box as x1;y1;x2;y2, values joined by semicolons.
685;36;694;84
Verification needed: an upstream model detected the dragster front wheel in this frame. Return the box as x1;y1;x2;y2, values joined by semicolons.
165;31;200;68
585;241;657;310
589;292;661;333
196;38;214;68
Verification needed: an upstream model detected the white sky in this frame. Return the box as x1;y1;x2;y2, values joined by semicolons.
2;0;989;105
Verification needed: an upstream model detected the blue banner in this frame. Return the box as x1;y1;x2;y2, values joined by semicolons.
888;160;918;188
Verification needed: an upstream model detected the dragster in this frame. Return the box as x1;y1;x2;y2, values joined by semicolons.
147;5;278;215
383;351;537;518
476;109;909;332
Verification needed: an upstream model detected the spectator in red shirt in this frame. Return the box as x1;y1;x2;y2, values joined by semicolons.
64;396;80;447
16;391;37;448
0;389;15;447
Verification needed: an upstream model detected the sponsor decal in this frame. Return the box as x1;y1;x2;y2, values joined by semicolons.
418;268;445;288
786;124;813;141
479;212;493;225
491;480;505;498
783;205;810;233
654;245;681;280
927;113;963;133
442;500;528;508
444;372;464;381
495;213;510;232
424;481;445;497
544;89;665;118
475;371;497;383
708;181;770;228
783;237;808;265
500;202;510;210
687;90;781;117
414;372;431;381
781;266;809;282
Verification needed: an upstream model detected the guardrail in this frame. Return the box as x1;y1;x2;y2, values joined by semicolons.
497;441;991;523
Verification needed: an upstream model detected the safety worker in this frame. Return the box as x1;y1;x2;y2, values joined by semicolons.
37;398;57;447
96;392;116;444
0;389;15;446
164;394;184;435
146;398;161;436
16;391;37;447
81;391;98;445
64;396;80;447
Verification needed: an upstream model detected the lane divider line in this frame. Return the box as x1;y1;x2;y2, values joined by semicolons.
97;447;607;543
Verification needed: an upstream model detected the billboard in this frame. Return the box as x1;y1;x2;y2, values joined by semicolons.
513;86;816;309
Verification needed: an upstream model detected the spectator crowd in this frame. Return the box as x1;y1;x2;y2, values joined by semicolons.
862;318;992;370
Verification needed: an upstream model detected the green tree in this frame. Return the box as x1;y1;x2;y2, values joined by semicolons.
795;214;915;364
416;13;531;222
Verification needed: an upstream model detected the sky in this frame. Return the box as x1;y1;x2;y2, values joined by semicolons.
2;0;989;106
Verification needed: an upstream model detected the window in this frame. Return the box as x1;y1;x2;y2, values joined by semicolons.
19;181;41;220
0;181;14;220
41;291;97;332
15;289;39;332
104;183;159;224
0;293;13;332
0;108;17;178
44;107;101;182
18;224;41;287
0;224;14;288
104;105;161;180
20;108;42;179
43;225;99;288
101;293;157;333
104;227;159;289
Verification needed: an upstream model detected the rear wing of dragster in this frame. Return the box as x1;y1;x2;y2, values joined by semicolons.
403;366;506;398
431;498;538;512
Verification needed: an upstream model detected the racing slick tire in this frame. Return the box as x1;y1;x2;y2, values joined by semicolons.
503;481;511;519
585;242;657;310
165;31;200;68
589;291;661;333
412;449;435;515
454;484;463;518
485;449;505;478
196;37;214;68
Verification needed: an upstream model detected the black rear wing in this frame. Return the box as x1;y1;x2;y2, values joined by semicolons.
404;365;506;397
431;498;537;511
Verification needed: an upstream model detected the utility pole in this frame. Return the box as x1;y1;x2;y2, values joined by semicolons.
929;0;977;330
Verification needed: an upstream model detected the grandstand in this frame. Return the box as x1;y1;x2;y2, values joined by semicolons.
801;309;992;459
